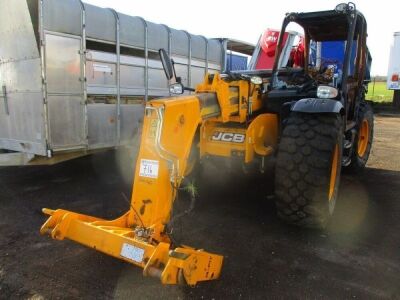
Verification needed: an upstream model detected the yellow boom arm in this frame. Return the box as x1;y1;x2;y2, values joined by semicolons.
40;93;223;285
40;73;276;285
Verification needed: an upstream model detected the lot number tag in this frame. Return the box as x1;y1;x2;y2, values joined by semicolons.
139;159;159;178
120;243;145;263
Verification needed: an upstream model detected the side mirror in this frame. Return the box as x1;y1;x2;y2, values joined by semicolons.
159;48;174;80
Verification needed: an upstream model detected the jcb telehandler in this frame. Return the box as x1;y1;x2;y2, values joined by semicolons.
41;3;373;285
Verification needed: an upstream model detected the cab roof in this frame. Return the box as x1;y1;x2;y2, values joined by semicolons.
286;9;366;41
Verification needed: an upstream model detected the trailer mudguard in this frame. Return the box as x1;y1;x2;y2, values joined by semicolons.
291;98;344;114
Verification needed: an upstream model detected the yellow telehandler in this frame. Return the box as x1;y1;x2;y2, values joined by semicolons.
41;3;373;285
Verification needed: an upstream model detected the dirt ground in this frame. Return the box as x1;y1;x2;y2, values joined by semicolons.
1;114;400;299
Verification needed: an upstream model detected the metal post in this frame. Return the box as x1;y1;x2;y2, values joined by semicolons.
78;0;88;148
221;39;228;73
109;9;121;145
229;50;232;71
341;10;357;110
200;36;208;75
183;31;192;89
39;0;51;157
137;17;149;102
161;24;172;96
160;24;172;56
248;36;261;70
1;85;8;115
316;42;322;69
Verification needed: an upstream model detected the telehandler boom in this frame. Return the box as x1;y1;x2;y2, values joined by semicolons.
40;71;273;284
41;3;373;285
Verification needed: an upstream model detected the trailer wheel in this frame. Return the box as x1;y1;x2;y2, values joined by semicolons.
274;112;343;228
345;102;374;173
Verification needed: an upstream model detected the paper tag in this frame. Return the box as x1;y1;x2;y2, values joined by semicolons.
120;243;144;263
139;159;159;178
93;63;112;73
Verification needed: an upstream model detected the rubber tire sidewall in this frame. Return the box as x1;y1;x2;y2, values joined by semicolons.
274;112;343;229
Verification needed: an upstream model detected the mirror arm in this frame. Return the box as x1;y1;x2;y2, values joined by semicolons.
171;59;178;82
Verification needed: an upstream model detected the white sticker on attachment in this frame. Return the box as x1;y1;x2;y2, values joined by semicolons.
120;243;145;263
139;159;159;178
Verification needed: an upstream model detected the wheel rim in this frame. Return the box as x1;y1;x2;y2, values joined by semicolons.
357;119;369;157
329;144;339;201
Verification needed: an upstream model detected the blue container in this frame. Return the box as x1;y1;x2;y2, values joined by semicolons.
226;53;248;71
320;41;357;75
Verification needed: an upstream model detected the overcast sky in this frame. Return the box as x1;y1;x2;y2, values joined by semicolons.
84;0;398;76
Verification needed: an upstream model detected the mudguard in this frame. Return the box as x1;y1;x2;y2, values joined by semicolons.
291;98;344;114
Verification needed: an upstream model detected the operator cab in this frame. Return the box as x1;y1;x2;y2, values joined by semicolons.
227;3;371;118
269;2;370;119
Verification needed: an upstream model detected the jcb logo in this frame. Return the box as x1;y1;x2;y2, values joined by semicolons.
212;132;245;143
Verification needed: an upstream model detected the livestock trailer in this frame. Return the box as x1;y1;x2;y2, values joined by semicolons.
0;0;254;165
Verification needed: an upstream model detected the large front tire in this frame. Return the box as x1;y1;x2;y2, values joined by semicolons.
274;112;343;228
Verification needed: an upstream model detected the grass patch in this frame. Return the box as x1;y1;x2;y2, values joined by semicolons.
367;81;393;102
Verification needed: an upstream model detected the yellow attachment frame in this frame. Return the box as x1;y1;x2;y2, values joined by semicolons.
41;95;223;285
40;73;277;286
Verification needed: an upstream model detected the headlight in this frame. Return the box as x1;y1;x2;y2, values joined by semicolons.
317;85;338;99
250;76;263;85
169;83;184;94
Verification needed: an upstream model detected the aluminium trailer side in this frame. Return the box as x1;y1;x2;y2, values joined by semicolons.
0;0;254;166
387;32;400;90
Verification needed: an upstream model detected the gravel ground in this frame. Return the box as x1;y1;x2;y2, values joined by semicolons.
0;114;399;299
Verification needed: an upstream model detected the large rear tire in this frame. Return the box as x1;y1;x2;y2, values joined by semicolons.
274;112;343;228
345;102;374;173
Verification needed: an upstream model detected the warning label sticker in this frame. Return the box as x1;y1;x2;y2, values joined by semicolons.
139;159;159;179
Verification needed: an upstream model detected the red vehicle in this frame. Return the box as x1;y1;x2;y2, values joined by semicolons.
249;29;304;70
